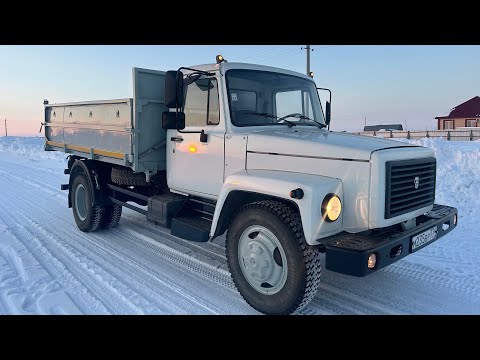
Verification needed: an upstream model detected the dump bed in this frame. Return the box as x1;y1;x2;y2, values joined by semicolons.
44;67;168;174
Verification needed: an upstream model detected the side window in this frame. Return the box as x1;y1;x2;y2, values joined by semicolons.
275;90;302;118
466;119;477;127
183;78;220;127
444;120;454;129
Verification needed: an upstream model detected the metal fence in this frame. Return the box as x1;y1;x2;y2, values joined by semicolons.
356;130;480;141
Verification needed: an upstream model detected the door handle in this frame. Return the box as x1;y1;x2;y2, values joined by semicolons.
170;136;184;142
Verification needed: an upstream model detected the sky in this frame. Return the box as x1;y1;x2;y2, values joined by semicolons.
0;45;479;136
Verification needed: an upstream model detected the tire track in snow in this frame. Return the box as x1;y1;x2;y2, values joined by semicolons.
385;260;480;299
0;207;107;314
2;149;479;314
0;179;147;314
21;212;228;314
0;163;253;314
17;213;153;314
2;185;215;314
122;214;228;266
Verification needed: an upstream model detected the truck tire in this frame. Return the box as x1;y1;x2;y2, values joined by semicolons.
71;173;105;232
226;200;322;315
111;167;148;187
100;204;122;229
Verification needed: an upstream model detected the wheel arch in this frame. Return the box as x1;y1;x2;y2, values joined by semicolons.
210;170;344;245
212;190;299;239
68;158;111;208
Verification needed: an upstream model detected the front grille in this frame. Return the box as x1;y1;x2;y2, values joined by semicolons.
385;157;436;219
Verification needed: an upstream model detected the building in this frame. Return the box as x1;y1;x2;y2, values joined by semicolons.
363;124;403;131
436;96;480;130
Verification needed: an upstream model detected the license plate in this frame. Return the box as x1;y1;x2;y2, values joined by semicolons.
411;226;438;252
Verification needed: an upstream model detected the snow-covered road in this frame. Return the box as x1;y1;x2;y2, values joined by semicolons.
0;137;479;314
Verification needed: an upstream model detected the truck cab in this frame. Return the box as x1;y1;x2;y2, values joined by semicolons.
166;62;326;198
45;58;458;315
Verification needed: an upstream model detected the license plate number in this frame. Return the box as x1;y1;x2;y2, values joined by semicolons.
411;226;438;251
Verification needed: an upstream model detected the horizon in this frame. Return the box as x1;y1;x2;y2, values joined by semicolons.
1;45;479;136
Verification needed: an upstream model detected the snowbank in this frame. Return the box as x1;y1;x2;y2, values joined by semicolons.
391;138;480;226
0;136;66;161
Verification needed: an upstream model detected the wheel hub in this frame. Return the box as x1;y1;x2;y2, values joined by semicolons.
245;241;273;281
75;183;88;221
238;225;288;295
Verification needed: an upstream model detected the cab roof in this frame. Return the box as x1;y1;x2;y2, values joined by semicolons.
183;62;314;81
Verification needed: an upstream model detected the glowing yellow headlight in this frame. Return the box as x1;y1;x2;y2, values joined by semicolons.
322;194;342;222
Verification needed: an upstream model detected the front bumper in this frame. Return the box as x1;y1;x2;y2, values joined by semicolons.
322;204;457;277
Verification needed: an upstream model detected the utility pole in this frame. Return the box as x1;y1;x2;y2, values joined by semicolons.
302;45;313;75
306;45;311;75
4;119;6;137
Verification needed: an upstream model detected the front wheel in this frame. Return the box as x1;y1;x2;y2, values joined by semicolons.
226;200;322;315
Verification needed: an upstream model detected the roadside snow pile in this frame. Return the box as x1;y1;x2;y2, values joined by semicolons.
0;136;65;161
392;138;480;226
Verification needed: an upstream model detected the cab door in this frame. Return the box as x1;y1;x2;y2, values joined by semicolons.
166;77;225;198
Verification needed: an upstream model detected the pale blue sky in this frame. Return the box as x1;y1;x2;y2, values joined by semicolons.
0;45;479;135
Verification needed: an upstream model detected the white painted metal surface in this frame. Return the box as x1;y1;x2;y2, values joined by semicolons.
211;170;343;245
245;128;415;161
224;134;248;179
45;60;441;243
246;151;370;233
167;128;225;197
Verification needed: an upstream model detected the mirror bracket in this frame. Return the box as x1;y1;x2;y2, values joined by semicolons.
200;130;208;143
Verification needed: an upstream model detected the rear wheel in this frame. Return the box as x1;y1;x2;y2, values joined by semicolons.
100;204;122;229
226;200;322;315
71;173;105;232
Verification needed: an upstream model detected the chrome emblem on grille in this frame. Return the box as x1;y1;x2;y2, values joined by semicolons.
414;176;420;189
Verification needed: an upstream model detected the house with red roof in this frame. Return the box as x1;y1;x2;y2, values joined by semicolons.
435;96;480;130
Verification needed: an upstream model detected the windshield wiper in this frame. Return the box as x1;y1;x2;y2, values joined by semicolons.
245;112;296;128
278;113;327;129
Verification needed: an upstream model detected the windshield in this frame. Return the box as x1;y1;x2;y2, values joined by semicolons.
225;69;325;127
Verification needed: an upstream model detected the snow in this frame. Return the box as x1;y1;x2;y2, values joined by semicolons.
0;136;479;314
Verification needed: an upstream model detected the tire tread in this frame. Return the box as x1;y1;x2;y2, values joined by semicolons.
226;200;322;314
100;204;122;229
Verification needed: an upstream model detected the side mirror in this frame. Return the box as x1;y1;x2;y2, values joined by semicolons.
325;101;331;125
165;70;184;108
162;111;185;130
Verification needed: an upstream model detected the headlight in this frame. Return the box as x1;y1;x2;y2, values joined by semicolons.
322;194;342;222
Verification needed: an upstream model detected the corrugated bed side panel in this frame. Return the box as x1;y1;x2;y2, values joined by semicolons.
62;101;132;155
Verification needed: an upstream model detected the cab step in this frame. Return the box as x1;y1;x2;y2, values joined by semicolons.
170;211;212;242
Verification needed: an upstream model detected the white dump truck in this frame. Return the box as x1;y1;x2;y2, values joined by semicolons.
44;57;458;314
